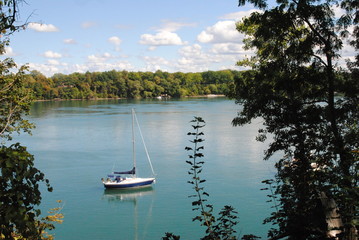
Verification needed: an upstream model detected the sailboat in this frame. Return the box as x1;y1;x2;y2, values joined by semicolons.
102;109;156;189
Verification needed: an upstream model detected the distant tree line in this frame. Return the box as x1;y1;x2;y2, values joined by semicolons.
25;69;239;100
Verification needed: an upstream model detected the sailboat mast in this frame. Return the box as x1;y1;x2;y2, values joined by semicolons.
132;108;136;177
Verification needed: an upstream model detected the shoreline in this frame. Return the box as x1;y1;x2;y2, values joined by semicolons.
34;94;226;102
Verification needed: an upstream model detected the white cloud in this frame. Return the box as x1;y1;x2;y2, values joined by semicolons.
82;58;134;74
28;23;59;32
178;44;202;57
141;56;171;72
47;59;60;65
175;57;211;72
209;43;247;54
28;63;61;76
29;60;134;77
43;50;62;58
139;43;237;73
148;46;157;51
155;20;196;32
81;21;97;29
197;20;242;44
177;44;213;67
138;20;193;50
108;36;121;45
108;36;122;51
197;31;214;43
139;31;185;48
85;61;133;72
174;43;246;73
64;39;76;44
142;56;170;65
341;41;356;57
332;5;346;19
220;9;262;21
3;46;16;56
87;52;113;62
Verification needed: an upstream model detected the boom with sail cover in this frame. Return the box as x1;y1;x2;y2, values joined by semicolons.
114;167;136;175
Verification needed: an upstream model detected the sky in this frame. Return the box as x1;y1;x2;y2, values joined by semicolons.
3;0;356;77
2;0;258;77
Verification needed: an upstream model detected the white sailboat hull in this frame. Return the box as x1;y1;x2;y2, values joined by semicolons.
103;177;155;189
102;109;156;190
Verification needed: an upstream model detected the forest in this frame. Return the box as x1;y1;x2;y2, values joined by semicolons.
26;69;239;100
1;0;357;239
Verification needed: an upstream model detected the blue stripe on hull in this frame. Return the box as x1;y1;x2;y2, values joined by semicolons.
104;179;154;189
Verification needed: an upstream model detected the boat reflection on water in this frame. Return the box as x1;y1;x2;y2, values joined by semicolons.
103;186;154;202
102;187;155;240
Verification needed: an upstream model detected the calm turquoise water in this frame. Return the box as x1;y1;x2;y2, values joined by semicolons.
13;98;275;240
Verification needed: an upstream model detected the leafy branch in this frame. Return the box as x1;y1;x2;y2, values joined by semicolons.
185;117;239;240
186;117;212;228
163;116;266;240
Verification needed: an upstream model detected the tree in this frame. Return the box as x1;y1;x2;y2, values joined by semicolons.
0;0;34;141
0;1;63;239
0;0;33;140
0;59;33;141
231;0;358;239
0;144;54;239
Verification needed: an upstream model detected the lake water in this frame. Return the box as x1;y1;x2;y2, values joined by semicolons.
13;97;275;240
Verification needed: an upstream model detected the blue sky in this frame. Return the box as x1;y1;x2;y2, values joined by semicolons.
3;0;258;76
3;0;356;77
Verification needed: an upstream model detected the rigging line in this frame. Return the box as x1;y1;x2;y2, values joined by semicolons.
132;108;136;177
111;163;115;173
133;111;156;176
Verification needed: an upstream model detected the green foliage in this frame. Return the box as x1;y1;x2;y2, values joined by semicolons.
0;61;34;141
232;0;359;239
0;143;52;239
186;117;213;228
241;235;261;240
0;1;34;141
0;0;25;36
37;200;64;240
186;117;240;240
23;70;237;100
162;232;181;240
164;117;242;240
0;1;62;239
